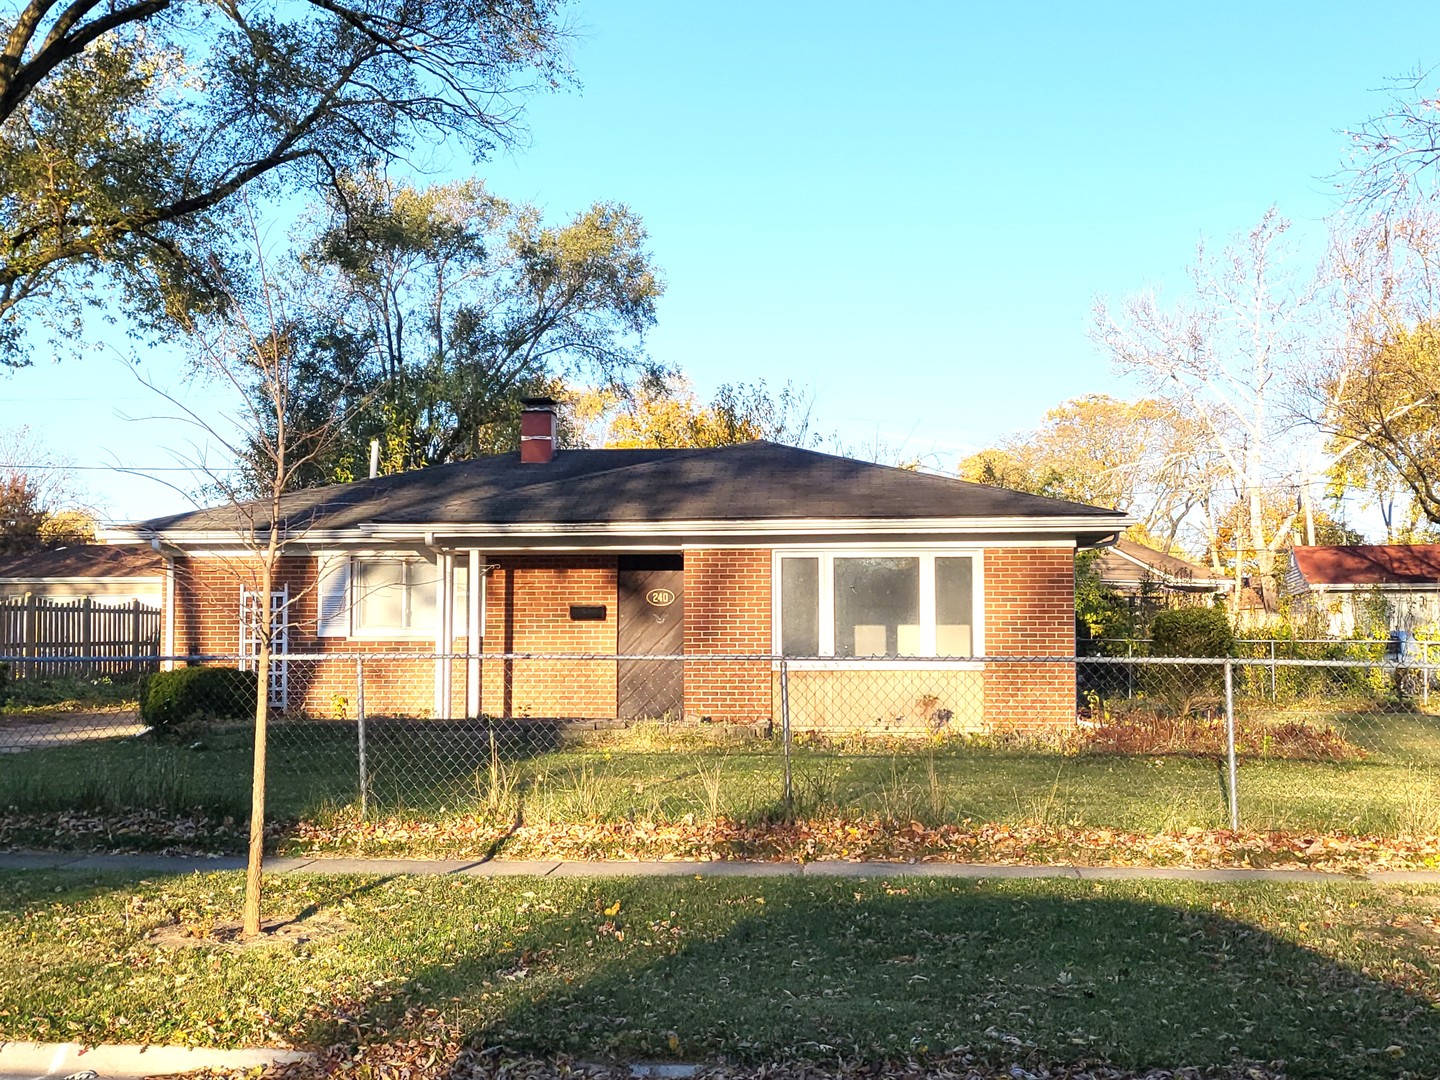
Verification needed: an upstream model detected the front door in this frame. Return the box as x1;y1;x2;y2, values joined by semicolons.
617;555;684;719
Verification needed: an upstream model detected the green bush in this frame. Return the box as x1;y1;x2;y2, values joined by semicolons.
1142;607;1236;712
139;667;259;734
1149;607;1236;658
0;661;9;707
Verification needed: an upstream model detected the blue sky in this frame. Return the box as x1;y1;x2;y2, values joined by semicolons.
5;1;1440;522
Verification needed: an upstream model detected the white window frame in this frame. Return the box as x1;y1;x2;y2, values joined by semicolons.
349;554;443;640
771;547;985;669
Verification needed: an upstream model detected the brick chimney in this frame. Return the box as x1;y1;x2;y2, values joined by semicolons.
519;396;558;463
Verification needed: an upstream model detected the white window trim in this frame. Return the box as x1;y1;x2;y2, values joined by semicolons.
771;547;986;670
349;555;442;640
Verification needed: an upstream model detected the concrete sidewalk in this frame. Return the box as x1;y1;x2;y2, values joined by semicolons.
4;850;1440;884
0;1041;307;1080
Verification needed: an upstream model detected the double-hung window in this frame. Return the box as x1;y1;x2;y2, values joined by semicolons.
776;551;980;659
353;557;439;636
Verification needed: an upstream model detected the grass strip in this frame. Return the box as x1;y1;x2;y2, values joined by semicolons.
0;871;1437;1078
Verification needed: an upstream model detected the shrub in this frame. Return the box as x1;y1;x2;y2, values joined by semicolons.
1149;607;1236;658
139;667;259;734
1142;607;1236;712
0;661;9;707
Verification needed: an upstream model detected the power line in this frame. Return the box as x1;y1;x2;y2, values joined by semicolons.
0;462;243;472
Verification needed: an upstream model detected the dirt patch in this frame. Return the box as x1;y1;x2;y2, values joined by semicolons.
1079;710;1365;760
147;909;353;951
0;706;139;727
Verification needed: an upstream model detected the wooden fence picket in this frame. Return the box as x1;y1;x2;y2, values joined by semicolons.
0;594;161;678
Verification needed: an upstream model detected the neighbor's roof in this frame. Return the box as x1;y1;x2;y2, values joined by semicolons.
1291;545;1440;587
1100;544;1226;587
117;442;1130;543
1096;538;1230;590
0;544;164;580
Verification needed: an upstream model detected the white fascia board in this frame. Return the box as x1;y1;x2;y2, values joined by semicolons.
0;575;164;585
115;514;1134;547
364;515;1133;539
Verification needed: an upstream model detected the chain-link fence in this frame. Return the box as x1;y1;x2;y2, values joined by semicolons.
2;650;1438;844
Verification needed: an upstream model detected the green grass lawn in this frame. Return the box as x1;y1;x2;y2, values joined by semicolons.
2;707;1439;855
0;871;1437;1078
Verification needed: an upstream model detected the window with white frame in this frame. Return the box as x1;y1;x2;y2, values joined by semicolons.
353;557;439;635
776;552;979;658
317;554;470;638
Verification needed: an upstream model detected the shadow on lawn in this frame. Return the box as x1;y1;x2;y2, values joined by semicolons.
308;883;1440;1080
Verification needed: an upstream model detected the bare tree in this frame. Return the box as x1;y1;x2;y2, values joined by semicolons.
136;218;354;938
1092;208;1320;604
1341;69;1440;213
0;426;96;552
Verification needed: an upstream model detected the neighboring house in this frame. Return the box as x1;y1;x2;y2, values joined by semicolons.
1286;545;1440;637
104;398;1131;732
0;545;164;605
1094;539;1232;603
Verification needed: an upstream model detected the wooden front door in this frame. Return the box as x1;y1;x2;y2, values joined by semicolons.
617;554;684;720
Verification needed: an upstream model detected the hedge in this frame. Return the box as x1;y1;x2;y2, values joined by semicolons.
139;666;259;732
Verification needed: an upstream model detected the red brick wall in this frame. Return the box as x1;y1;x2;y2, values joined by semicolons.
683;549;772;723
983;547;1076;730
480;555;618;718
170;555;438;718
168;545;1079;731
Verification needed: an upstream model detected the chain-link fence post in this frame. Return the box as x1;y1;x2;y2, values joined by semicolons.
1269;639;1277;701
1416;642;1428;711
780;657;792;816
1224;657;1239;831
356;654;368;821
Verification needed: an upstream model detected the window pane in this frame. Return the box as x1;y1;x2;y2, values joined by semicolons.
407;559;439;630
357;560;405;629
935;556;974;656
834;557;920;657
780;557;820;656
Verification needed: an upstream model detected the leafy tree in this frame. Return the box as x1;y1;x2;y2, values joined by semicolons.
583;372;817;449
958;394;1218;554
244;174;662;487
0;0;568;364
1312;209;1440;530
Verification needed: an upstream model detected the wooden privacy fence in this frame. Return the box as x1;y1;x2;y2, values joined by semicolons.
0;595;162;678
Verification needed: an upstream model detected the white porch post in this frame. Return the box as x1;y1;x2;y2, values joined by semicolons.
162;556;176;671
467;549;482;717
435;552;455;717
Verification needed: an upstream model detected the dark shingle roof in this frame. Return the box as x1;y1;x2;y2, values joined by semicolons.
0;545;164;579
131;442;1127;535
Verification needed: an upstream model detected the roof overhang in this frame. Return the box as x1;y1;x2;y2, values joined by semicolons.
105;514;1132;551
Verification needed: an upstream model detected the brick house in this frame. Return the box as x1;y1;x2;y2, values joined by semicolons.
106;399;1129;731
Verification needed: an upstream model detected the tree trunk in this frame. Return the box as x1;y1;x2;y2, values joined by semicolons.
241;557;274;939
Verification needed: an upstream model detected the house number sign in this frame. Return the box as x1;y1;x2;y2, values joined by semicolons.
646;588;677;607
